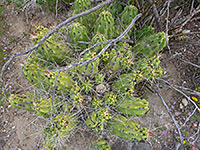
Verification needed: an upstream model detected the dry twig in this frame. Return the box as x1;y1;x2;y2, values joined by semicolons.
152;86;183;149
49;13;142;72
147;0;162;32
179;4;200;32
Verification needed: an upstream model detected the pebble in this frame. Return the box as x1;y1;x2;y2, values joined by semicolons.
183;30;190;33
182;98;188;106
193;123;197;127
12;126;16;129
96;84;106;93
180;103;184;109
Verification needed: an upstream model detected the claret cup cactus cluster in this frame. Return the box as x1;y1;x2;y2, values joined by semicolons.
8;0;168;149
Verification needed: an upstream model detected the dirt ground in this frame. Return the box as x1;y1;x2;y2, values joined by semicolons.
0;2;199;150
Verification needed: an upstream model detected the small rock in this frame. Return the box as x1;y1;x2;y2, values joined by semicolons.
12;126;16;129
96;84;106;94
180;103;184;109
183;30;190;33
182;98;188;106
193;123;197;127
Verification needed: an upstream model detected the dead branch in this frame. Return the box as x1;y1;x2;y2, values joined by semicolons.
165;0;171;53
49;13;142;72
178;58;200;69
174;85;200;97
179;4;200;32
147;0;162;32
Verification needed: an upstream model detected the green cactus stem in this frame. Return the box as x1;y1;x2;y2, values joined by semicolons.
8;93;35;111
34;26;70;65
95;73;105;83
91;33;107;54
134;56;163;80
70;83;84;105
68;22;90;48
44;71;74;94
33;97;58;118
133;32;168;57
77;51;99;77
81;80;93;92
119;5;138;36
104;43;134;72
42;113;77;149
53;113;78;137
112;74;135;95
104;2;123;17
107;115;148;141
104;92;117;105
86;108;110;132
73;0;96;29
94;11;114;39
91;98;102;108
62;102;73;113
23;61;74;93
96;139;111;150
86;112;102;132
134;26;154;41
117;95;149;116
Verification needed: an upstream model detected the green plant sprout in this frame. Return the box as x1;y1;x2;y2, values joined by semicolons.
8;0;168;149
